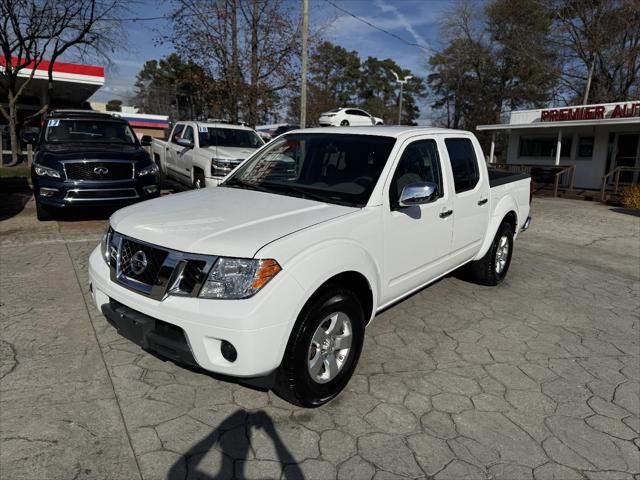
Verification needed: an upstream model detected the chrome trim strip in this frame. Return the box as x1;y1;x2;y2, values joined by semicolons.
63;188;139;202
109;232;217;300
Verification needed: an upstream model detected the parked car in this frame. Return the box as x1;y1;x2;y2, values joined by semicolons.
89;126;531;407
150;121;264;188
26;110;159;221
319;107;380;127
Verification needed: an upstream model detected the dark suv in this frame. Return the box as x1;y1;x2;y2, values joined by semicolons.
26;110;160;220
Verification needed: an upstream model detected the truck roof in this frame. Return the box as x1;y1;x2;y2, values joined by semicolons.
291;126;473;138
176;121;256;131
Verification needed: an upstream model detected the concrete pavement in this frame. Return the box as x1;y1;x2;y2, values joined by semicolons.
1;194;639;479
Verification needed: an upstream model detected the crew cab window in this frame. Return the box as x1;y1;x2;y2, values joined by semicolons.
171;124;185;144
199;127;263;148
389;140;443;209
445;138;479;193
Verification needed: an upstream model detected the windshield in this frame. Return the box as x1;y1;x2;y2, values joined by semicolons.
222;133;396;207
44;119;137;144
198;127;263;148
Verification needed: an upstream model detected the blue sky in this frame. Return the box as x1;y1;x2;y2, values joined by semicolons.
89;0;451;121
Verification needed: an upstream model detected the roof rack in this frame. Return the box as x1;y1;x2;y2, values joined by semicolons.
47;110;121;119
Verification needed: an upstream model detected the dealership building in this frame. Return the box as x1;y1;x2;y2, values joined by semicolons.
477;101;640;192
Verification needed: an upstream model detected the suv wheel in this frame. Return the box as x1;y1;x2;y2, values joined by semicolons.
468;222;514;286
274;287;365;407
35;200;54;221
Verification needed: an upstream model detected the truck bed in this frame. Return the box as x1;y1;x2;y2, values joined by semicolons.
488;168;530;188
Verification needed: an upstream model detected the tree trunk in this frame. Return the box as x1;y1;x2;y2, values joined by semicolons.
8;93;20;166
248;0;259;127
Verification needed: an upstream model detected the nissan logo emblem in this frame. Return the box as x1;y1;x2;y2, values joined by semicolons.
130;250;148;275
94;166;109;175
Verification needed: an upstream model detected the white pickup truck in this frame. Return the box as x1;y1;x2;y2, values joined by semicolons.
90;127;531;407
150;121;264;188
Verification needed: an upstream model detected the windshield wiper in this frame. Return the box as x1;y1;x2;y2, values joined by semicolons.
224;177;273;193
261;183;353;206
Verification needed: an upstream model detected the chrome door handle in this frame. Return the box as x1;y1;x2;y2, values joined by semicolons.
439;209;453;218
478;198;488;206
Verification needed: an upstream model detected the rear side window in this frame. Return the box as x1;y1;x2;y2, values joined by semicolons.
445;138;479;193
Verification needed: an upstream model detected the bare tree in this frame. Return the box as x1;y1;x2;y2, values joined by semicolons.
166;0;301;126
0;0;123;165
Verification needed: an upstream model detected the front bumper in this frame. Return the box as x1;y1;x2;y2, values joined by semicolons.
33;175;159;208
205;176;224;188
88;246;304;377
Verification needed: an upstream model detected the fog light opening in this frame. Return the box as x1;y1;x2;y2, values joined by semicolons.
144;185;159;194
39;187;58;197
220;340;237;362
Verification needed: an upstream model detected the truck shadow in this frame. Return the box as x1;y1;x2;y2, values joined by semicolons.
0;178;31;221
167;409;304;480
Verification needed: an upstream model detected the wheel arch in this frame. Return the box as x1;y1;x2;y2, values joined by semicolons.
474;196;519;260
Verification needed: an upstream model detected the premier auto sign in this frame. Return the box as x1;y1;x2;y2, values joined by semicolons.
540;102;640;122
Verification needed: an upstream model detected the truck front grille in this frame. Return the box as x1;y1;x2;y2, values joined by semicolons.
64;161;134;181
108;231;217;300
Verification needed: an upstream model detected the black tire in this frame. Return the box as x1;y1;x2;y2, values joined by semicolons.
274;287;365;407
35;201;54;221
340;120;349;126
468;222;514;286
193;170;205;189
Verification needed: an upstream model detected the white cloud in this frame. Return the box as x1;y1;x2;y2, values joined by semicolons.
374;0;430;50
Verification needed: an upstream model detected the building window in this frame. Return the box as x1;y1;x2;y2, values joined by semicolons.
578;136;594;157
519;136;572;158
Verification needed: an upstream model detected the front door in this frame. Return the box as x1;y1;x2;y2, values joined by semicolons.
613;133;640;184
382;138;454;305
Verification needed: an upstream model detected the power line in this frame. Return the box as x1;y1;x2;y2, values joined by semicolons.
324;0;430;54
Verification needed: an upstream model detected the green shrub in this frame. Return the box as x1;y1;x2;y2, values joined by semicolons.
620;184;640;209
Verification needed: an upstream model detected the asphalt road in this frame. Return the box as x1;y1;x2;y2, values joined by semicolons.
1;192;639;480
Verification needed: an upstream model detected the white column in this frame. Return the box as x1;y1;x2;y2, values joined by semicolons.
555;129;562;166
489;132;496;164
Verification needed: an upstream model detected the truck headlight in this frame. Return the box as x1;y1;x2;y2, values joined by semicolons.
211;158;233;177
199;257;281;299
101;225;113;265
33;163;61;178
138;163;159;177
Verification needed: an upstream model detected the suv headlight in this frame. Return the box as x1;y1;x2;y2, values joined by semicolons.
33;163;61;178
101;225;114;265
199;257;281;299
138;163;159;177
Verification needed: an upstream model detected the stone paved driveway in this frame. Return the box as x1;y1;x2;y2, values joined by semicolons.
1;195;639;480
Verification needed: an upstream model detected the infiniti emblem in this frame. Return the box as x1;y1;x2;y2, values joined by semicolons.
130;250;148;275
94;166;109;175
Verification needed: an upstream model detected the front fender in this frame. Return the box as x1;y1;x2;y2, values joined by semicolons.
284;240;382;324
474;196;518;260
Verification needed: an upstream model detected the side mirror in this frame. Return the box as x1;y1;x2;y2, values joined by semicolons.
140;135;152;146
22;131;38;145
176;137;194;148
399;182;439;207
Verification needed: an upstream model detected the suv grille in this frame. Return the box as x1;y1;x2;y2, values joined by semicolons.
108;231;217;300
65;161;134;181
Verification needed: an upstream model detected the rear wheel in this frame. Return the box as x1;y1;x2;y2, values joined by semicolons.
340;120;349;126
274;287;365;407
468;222;514;286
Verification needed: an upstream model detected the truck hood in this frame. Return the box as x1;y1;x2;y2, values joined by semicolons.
110;187;357;257
205;146;259;161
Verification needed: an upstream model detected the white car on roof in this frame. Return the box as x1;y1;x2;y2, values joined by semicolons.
319;107;382;127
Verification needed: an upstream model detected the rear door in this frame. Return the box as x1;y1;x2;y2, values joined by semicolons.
442;136;490;264
382;137;454;304
346;109;373;126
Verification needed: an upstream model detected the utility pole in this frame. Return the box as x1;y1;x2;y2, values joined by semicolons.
300;0;308;129
391;70;412;125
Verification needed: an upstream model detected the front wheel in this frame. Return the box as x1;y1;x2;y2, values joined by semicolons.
193;170;205;189
35;200;54;221
274;287;365;407
468;222;514;286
